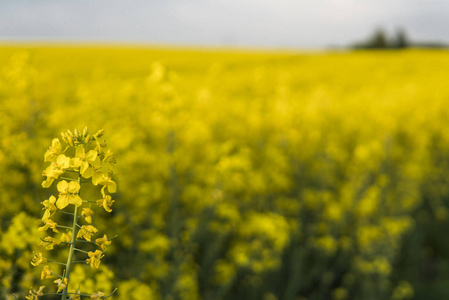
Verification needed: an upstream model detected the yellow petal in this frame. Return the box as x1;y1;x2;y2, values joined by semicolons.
70;157;82;168
107;181;117;193
92;173;103;186
86;150;98;162
75;145;85;158
42;178;54;188
82;167;94;179
44;150;55;162
42;210;51;221
56;195;69;210
80;161;89;174
69;195;83;207
52;138;61;150
68;181;80;194
49;195;56;204
56;154;70;168
57;180;69;193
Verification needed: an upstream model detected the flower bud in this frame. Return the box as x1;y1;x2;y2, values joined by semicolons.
94;129;105;138
84;134;91;144
61;132;68;144
74;129;80;138
83;127;88;137
67;135;74;147
67;130;74;137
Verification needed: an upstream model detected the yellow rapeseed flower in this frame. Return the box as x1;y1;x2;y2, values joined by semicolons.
96;195;114;213
31;252;47;267
60;231;73;243
38;219;59;233
54;277;67;293
69;290;81;300
42;154;70;188
38;236;61;250
81;207;94;224
71;145;97;178
56;180;82;209
25;286;45;300
86;250;104;269
95;234;111;250
90;291;105;299
92;172;117;195
41;195;57;221
44;138;64;162
41;265;53;279
76;225;98;241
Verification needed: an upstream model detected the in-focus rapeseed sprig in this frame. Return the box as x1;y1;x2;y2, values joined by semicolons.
29;128;118;299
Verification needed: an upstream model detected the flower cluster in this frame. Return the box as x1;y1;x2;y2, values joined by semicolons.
28;128;117;299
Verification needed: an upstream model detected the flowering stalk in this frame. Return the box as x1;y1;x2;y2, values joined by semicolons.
61;170;80;300
28;128;117;300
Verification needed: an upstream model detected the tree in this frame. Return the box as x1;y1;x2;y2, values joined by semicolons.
394;28;409;49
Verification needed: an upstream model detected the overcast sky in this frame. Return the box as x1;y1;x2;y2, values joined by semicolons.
1;0;448;48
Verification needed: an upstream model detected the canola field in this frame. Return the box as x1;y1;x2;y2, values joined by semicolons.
2;45;449;300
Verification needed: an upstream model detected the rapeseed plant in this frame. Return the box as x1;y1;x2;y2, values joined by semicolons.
28;128;117;299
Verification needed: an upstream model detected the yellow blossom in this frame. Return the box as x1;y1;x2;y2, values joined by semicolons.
96;195;114;213
38;219;59;233
77;225;98;241
92;172;117;194
25;286;45;300
31;252;47;267
94;129;105;139
42;154;70;188
38;236;61;250
69;290;81;300
95;234;111;250
41;265;53;279
56;180;82;209
90;291;106;299
60;231;73;243
81;207;94;224
71;145;97;178
44;138;64;162
102;149;116;164
54;277;68;293
86;250;104;269
41;195;57;221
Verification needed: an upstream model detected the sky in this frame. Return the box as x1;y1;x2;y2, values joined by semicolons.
1;0;448;49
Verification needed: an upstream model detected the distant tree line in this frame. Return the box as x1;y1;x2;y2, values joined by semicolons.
351;28;448;49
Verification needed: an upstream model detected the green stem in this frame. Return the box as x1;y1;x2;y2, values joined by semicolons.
60;176;77;181
74;248;89;254
58;210;74;216
75;239;97;244
47;260;66;266
51;272;63;279
61;171;81;300
45;287;117;298
56;225;73;230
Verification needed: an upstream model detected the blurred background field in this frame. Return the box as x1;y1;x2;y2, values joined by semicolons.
2;45;449;300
